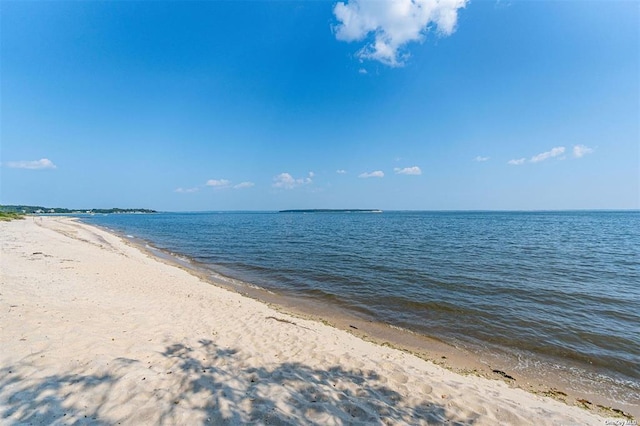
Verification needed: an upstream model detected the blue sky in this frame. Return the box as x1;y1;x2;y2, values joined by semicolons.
1;0;638;211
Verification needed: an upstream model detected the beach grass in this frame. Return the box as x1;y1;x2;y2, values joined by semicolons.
0;211;25;221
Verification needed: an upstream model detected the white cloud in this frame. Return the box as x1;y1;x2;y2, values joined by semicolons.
359;170;385;178
530;146;565;163
6;158;56;170
336;169;347;174
174;187;199;194
474;156;490;162
358;68;368;74
206;179;231;188
508;145;590;166
394;166;422;175
333;0;468;67
573;144;594;158
272;172;313;189
234;182;255;189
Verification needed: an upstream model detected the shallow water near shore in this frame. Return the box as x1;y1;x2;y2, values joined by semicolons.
81;210;640;409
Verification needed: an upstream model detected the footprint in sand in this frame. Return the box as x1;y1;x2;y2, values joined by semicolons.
390;371;408;384
419;383;433;394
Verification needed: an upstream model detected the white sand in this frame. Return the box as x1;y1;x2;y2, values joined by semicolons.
0;217;618;425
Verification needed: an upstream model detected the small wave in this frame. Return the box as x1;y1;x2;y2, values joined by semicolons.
246;282;274;293
170;252;192;263
388;324;417;335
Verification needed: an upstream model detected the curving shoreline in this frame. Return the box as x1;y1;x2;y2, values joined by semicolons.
105;224;640;419
0;216;632;424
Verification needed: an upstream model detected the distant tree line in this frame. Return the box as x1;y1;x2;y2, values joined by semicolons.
0;205;157;214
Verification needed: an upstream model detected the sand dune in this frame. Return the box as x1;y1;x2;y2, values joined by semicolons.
0;217;615;424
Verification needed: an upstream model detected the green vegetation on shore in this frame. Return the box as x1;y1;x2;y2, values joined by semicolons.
0;211;26;221
0;205;157;214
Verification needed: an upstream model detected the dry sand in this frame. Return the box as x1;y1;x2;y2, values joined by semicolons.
0;216;621;424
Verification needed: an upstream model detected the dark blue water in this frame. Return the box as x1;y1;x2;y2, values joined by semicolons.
82;211;640;404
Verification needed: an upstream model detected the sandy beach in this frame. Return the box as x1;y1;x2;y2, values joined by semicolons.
0;217;624;425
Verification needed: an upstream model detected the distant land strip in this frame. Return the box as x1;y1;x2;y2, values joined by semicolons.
0;205;156;214
278;209;382;213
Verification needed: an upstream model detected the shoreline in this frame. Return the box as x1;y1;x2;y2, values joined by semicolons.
0;216;633;423
99;218;638;418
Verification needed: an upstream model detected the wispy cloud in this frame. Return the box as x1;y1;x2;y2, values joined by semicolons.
234;182;255;189
272;172;313;189
206;179;231;188
6;158;56;170
182;179;254;192
333;0;468;67
530;146;565;163
394;166;422;175
573;144;594;158
509;145;591;166
359;170;384;178
336;169;347;174
174;187;199;194
474;156;490;162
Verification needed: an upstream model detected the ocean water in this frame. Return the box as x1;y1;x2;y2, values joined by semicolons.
82;211;640;405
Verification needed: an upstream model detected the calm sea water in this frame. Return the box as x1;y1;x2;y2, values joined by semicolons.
82;211;640;404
